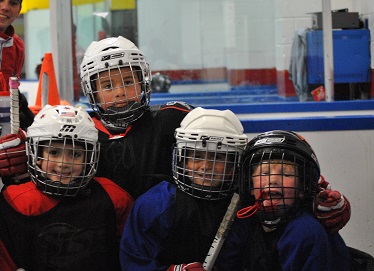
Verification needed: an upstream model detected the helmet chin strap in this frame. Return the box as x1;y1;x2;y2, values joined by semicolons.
236;191;288;229
103;89;149;126
106;101;140;118
100;101;143;129
237;191;265;218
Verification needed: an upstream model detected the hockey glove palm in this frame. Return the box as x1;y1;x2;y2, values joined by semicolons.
0;129;28;177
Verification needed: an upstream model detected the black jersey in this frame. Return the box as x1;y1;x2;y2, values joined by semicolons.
0;177;133;271
92;102;192;199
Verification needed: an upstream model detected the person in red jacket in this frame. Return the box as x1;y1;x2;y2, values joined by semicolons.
0;0;24;85
0;0;34;132
0;104;133;271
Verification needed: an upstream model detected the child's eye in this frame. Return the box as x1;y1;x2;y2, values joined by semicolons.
48;150;59;156
191;151;204;159
215;153;226;161
100;83;111;90
73;152;83;159
194;154;204;160
10;0;21;6
123;80;134;86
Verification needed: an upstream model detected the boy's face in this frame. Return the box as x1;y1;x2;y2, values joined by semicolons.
185;150;234;187
94;66;142;111
37;142;85;184
251;160;301;208
0;0;22;32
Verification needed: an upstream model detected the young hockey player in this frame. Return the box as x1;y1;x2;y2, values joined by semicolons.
119;107;248;271
215;130;351;271
79;36;192;199
0;105;133;271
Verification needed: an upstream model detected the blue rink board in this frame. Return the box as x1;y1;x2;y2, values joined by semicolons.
80;86;374;133
240;115;374;133
149;89;374;133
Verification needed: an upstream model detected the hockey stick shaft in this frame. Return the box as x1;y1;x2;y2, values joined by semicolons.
41;72;49;107
203;192;241;271
9;77;19;134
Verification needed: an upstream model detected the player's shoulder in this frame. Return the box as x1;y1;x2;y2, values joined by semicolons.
135;181;176;212
2;181;58;216
94;177;132;198
149;102;193;128
13;33;24;45
151;101;193;114
284;212;327;240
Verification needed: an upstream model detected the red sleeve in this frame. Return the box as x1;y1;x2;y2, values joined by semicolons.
94;177;134;236
12;34;25;77
0;240;18;271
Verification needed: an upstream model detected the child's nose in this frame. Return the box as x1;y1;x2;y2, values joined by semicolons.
268;173;282;185
57;156;73;166
113;84;126;97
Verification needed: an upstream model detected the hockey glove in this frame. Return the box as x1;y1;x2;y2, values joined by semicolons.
314;175;351;234
167;262;206;271
0;129;28;177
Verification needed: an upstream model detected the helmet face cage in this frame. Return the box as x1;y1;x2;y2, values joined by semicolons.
173;140;244;200
26;105;100;197
243;150;319;226
80;37;151;129
28;138;99;197
239;130;320;227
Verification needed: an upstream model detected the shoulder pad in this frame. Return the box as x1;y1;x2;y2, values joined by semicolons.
160;101;194;111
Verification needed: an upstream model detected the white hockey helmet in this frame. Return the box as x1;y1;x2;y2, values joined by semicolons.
80;36;151;129
27;105;100;197
173;107;248;200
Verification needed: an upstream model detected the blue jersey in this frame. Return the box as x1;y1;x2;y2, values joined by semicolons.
120;181;231;270
120;181;175;271
216;212;351;271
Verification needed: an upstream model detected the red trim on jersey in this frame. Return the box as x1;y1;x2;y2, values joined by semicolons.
95;177;134;236
0;241;17;271
2;182;59;216
160;105;191;113
93;117;132;138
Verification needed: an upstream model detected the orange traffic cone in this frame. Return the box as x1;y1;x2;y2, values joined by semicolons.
29;52;63;115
